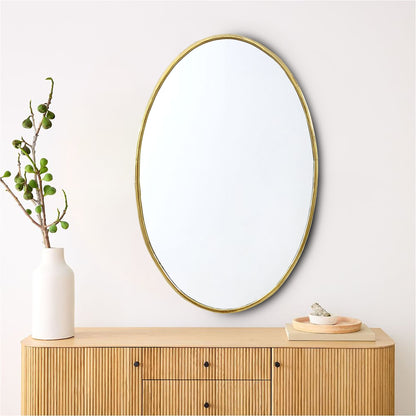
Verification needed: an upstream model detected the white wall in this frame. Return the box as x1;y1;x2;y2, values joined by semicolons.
0;1;414;414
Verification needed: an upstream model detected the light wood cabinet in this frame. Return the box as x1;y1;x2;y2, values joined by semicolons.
21;327;394;415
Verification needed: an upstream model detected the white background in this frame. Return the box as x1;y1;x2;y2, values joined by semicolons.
0;1;414;414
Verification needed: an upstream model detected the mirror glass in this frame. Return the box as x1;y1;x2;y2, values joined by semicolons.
136;35;318;312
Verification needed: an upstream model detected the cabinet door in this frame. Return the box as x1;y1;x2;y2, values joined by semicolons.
142;380;270;415
272;347;394;415
22;347;142;415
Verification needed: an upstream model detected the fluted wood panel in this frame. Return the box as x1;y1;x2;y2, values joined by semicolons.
142;380;270;415
130;348;142;416
21;347;141;415
141;347;270;379
272;346;394;415
21;330;395;416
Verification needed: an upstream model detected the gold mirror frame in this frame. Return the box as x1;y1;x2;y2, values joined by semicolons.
135;34;318;313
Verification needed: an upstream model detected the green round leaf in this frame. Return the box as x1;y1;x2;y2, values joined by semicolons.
49;224;57;233
60;221;69;230
22;117;33;129
46;111;55;120
42;117;52;129
23;192;33;200
37;104;47;113
24;164;34;173
40;158;48;167
15;183;24;191
16;176;25;185
39;166;48;174
26;209;32;215
43;173;53;181
28;179;38;188
35;205;42;214
43;185;56;195
21;145;31;155
12;139;22;149
26;184;32;192
2;171;11;178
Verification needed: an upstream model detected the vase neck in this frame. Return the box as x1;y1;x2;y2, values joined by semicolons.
41;248;65;264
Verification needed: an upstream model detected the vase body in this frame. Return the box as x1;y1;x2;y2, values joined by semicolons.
32;248;74;340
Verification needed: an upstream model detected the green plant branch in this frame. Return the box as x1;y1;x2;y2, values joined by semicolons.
32;78;54;164
20;147;37;170
33;79;54;248
28;107;44;228
1;77;65;248
28;98;46;234
36;171;49;246
47;190;68;227
0;177;41;227
28;79;54;247
21;137;32;148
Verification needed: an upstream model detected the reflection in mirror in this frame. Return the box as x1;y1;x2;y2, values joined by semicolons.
136;35;318;312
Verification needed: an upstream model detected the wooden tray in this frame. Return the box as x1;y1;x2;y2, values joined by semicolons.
292;316;362;334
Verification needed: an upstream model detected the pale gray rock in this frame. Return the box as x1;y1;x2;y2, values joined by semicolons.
310;302;331;317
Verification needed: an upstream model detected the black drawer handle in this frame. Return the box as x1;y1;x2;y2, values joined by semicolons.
133;361;140;367
203;361;209;367
275;361;280;368
204;402;210;408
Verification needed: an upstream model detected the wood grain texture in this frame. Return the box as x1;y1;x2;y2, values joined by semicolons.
142;380;271;415
21;328;395;416
21;327;394;349
272;346;394;415
141;347;269;379
21;347;141;415
292;317;362;334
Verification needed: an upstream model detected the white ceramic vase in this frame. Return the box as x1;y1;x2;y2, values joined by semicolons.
32;248;74;340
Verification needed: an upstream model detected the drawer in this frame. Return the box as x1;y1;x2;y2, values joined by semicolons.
141;347;269;379
143;380;271;415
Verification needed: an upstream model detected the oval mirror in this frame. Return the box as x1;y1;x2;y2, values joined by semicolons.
136;35;318;312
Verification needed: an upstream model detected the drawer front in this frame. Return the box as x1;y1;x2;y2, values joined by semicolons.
272;347;394;415
143;380;270;415
141;347;269;380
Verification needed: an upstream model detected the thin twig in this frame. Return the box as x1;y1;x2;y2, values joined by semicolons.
29;100;37;133
0;178;41;227
20;147;37;169
17;154;22;177
47;190;68;227
21;137;32;148
32;78;54;154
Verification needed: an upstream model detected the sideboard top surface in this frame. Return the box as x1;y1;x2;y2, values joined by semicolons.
21;327;394;349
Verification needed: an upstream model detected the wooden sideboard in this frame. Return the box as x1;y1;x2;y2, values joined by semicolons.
21;327;394;415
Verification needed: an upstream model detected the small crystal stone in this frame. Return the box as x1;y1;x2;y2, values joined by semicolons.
310;302;331;317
